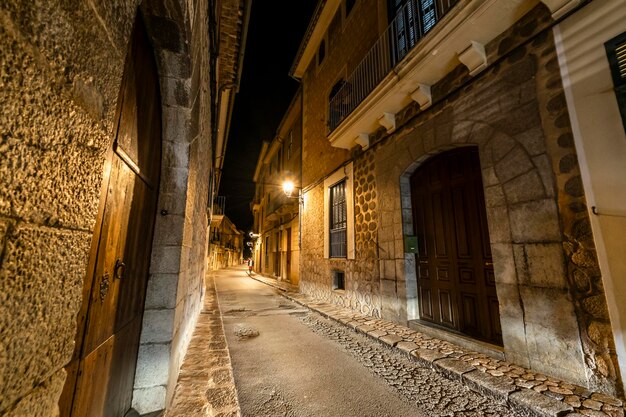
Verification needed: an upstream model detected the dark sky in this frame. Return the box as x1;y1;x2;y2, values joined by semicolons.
219;0;318;232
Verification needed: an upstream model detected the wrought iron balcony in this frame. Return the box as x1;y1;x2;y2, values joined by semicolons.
213;195;226;216
328;0;458;133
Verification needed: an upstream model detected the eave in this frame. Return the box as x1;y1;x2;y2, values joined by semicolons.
290;0;342;79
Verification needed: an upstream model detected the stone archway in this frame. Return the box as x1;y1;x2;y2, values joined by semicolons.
375;113;589;385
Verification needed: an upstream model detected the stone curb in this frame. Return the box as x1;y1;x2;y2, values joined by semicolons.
165;272;241;417
247;273;625;417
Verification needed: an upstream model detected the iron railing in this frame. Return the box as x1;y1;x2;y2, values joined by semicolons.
328;0;458;132
213;195;226;215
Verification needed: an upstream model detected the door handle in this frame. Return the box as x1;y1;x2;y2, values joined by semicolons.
114;259;126;280
485;262;494;266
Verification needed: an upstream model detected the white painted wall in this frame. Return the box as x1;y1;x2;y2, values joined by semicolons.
554;0;626;389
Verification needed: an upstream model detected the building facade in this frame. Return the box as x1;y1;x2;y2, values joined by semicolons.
292;0;626;396
251;91;303;285
208;203;244;270
0;0;248;416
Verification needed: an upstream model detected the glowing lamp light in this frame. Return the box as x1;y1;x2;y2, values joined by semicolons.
282;180;295;197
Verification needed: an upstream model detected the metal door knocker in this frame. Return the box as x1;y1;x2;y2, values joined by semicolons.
114;259;126;280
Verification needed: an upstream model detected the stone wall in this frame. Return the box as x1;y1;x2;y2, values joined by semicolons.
300;152;382;317
133;0;215;412
0;0;138;415
299;3;619;395
0;0;223;415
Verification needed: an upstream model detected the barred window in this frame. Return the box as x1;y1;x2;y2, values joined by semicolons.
329;180;347;258
605;32;626;133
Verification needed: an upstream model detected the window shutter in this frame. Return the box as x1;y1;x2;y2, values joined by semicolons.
605;32;626;133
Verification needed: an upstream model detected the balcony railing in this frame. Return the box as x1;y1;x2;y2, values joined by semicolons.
213;195;226;216
328;0;458;132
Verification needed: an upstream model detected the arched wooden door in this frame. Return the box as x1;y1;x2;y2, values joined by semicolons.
60;14;162;417
410;147;502;345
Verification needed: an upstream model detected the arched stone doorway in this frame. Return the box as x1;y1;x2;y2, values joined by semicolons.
410;147;501;345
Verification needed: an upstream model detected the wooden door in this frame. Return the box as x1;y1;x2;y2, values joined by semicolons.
410;147;502;345
60;15;162;417
285;228;292;282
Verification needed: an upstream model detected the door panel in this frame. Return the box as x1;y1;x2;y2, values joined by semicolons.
62;15;162;417
411;147;502;345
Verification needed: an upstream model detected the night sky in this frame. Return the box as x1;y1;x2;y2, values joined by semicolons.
219;0;318;232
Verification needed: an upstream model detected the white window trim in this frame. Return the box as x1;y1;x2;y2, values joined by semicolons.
323;162;355;259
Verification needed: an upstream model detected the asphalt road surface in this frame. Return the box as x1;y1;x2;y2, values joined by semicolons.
215;267;519;417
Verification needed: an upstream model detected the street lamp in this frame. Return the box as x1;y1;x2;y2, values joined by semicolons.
282;180;295;198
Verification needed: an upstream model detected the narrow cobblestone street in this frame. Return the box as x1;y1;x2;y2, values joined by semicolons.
215;266;522;416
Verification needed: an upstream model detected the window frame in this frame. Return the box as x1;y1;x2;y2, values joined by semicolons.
329;180;347;258
605;31;626;134
323;162;355;259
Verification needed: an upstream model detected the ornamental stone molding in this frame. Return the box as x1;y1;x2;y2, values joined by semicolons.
355;133;370;149
377;112;397;133
458;41;487;76
409;84;432;110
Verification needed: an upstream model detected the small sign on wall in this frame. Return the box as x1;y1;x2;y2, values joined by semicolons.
404;236;418;253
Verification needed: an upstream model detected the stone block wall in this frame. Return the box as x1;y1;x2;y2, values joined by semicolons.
0;0;138;415
133;0;213;412
386;6;616;393
1;0;221;415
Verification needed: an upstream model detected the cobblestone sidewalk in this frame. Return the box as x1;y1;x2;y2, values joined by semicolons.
249;272;625;417
164;272;240;417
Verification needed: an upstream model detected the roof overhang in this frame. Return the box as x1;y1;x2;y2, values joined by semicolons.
290;0;342;79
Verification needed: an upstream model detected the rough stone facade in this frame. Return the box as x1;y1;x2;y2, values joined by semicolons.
298;1;620;396
0;0;244;415
301;152;382;317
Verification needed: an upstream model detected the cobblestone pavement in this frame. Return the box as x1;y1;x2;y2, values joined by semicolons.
250;272;626;417
298;312;520;416
163;271;240;417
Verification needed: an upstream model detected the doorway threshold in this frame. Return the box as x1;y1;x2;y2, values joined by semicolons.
407;320;505;361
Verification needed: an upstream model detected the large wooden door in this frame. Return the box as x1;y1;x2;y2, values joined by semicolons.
410;147;502;345
60;15;162;417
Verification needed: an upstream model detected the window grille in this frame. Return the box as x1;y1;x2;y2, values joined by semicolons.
605;32;626;134
329;181;347;258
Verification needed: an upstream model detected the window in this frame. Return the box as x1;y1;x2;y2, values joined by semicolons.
329;79;347;132
605;32;626;133
318;39;326;66
333;270;345;290
324;163;354;259
329;180;347;258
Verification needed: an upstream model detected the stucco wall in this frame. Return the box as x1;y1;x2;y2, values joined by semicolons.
554;0;626;394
